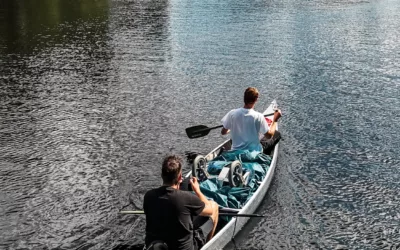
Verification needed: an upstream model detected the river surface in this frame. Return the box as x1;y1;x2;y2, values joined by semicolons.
1;0;399;249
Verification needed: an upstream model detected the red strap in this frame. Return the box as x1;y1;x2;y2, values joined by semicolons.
265;117;272;126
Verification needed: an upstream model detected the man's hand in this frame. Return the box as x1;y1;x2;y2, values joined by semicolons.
221;127;230;135
273;109;282;122
190;177;201;194
191;176;219;241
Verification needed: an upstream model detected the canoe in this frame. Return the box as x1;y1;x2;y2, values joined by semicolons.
185;100;280;250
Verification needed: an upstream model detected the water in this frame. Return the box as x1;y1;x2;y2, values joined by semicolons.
1;0;399;249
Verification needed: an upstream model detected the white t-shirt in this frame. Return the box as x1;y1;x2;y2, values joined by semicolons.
221;108;270;152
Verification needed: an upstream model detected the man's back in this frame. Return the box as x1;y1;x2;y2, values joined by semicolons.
222;108;269;152
144;186;205;250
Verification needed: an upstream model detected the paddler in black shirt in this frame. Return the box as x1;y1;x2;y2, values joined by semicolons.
143;155;219;250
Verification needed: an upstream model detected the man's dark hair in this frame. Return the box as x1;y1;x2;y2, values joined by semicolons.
244;87;259;104
161;155;183;185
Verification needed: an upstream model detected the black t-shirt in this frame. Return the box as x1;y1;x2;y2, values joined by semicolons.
143;186;205;250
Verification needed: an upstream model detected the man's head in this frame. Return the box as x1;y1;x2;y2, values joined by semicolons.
244;87;259;105
161;155;183;185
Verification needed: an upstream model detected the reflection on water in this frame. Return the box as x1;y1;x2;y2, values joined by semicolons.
1;0;400;249
0;0;109;54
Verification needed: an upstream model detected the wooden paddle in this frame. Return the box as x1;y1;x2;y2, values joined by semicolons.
185;111;276;139
120;210;264;218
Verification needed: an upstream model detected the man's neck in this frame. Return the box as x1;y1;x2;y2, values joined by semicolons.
243;103;255;109
163;183;180;190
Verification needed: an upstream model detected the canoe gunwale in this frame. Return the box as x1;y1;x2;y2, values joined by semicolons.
201;141;279;249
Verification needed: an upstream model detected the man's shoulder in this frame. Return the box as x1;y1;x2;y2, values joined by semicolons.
174;189;199;198
226;108;239;114
144;189;154;200
144;186;164;198
222;108;240;123
145;187;198;199
173;190;204;205
246;109;262;117
228;108;244;116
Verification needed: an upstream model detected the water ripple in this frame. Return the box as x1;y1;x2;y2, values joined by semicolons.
1;0;400;249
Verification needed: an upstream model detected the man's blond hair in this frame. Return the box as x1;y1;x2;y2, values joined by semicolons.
244;87;259;104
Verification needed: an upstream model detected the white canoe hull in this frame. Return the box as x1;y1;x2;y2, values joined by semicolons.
186;100;280;250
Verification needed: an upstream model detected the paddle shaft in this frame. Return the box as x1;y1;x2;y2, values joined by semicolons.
120;210;264;218
194;125;223;134
186;111;276;139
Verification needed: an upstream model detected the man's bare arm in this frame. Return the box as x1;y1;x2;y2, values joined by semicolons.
190;177;217;216
190;177;219;240
264;110;281;138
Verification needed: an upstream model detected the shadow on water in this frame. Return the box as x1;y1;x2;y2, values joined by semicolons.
0;0;109;54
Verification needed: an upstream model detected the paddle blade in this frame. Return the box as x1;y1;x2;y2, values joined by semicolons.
185;125;211;139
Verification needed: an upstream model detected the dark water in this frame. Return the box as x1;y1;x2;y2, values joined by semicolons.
1;0;399;249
